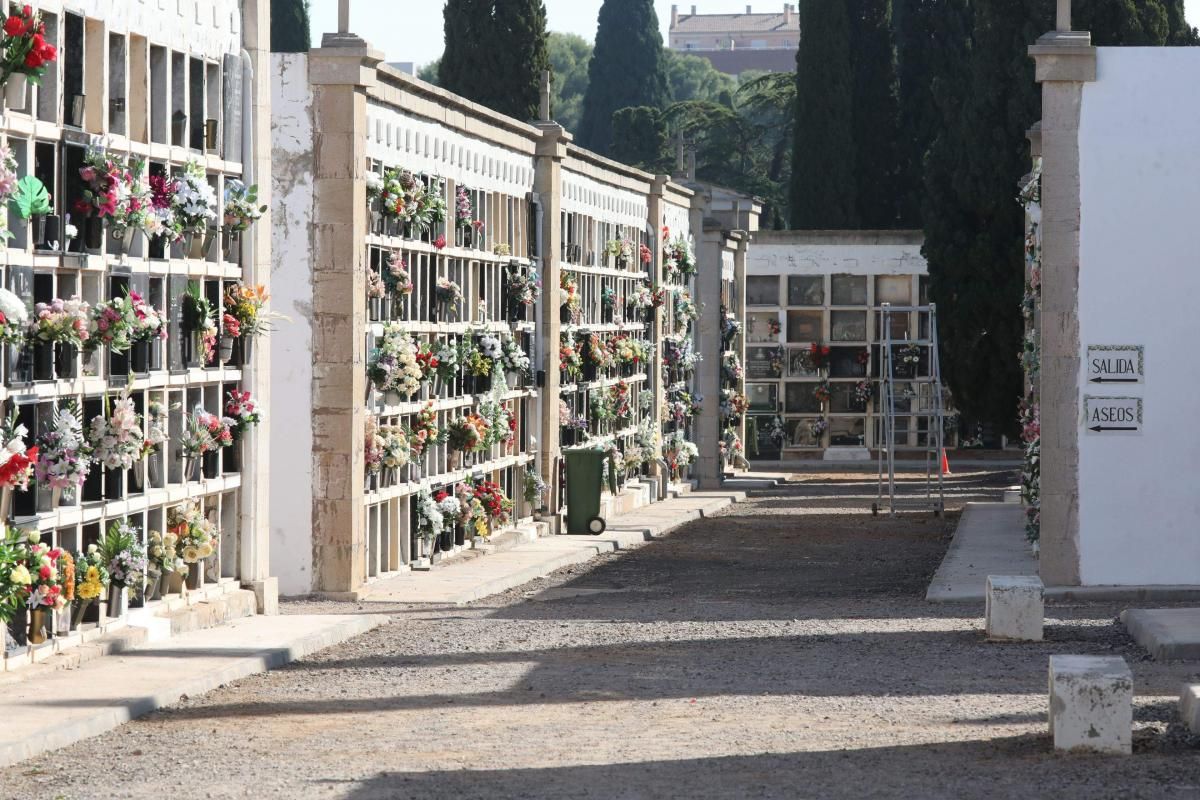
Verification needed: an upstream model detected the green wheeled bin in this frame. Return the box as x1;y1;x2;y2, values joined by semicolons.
564;447;617;534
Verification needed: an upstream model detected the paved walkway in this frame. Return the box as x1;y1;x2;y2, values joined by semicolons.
5;467;1200;799
926;502;1036;602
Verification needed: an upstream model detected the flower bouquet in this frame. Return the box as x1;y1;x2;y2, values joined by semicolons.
664;235;696;280
88;390;145;487
0;286;28;346
808;417;829;441
522;465;547;516
182;281;217;365
35;402;89;505
384;251;413;317
415;489;446;555
581;333;614;382
407;402;444;471
0;411;36;517
559;336;583;384
852;379;872;408
23;535;65;642
72;542;108;625
73;146;122;249
100;519;146;616
221;178;266;256
434;277;462;321
368;323;423;400
813;379;831;405
225;389;261;438
721;307;742;346
172;160;218;258
505;264;540;319
500;337;530;389
145;529;184;600
364;415;385;482
721;351;744;383
559;272;581;325
223;282;274;364
379;424;410;484
472;480;512;530
672;292;698;334
168;501;217;589
110;158;152;255
0;4;57;109
663;431;699;481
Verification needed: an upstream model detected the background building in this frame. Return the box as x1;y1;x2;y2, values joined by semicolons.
668;4;799;75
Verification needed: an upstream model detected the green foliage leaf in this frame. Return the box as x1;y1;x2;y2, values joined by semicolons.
10;175;50;219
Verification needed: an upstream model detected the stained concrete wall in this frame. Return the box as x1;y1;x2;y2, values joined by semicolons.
269;53;316;596
749;231;926;277
1076;47;1200;585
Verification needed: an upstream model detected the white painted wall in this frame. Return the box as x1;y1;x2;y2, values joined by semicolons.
52;0;241;58
749;232;927;277
1077;47;1200;585
269;53;316;596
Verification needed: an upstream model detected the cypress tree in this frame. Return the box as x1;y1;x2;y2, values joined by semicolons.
492;0;551;120
577;0;669;155
790;0;858;229
610;106;668;172
440;0;498;107
270;0;311;53
847;0;901;229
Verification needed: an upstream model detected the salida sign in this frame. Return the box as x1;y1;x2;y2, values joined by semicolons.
1083;396;1142;435
1086;345;1143;385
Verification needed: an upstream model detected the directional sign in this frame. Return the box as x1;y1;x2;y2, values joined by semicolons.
1083;396;1142;435
1086;345;1143;385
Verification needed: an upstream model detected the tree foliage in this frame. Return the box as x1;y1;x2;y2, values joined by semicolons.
611;107;670;173
270;0;310;53
790;0;858;228
577;0;669;154
548;32;592;133
440;0;549;121
847;0;901;229
663;50;738;104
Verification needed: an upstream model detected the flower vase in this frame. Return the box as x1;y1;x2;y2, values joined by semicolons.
32;340;52;381
185;560;204;590
237;336;253;367
184;229;216;260
31;214;45;248
221;229;239;261
382;466;396;488
560;304;572;325
439;527;455;553
54;342;78;379
144;573;162;602
71;598;93;629
5;608;27;652
28;608;49;645
107;586;128;618
54;604;71;635
0;487;12;521
130;340;150;373
182;456;200;483
582;363;598;383
381;297;392;320
148;451;162;486
4;73;27;109
113;228;138;259
202;450;220;479
128;463;144;494
368;296;382;321
448;450;462;471
82;216;104;251
506;371;520;390
218;336;235;364
165;570;185;595
51;486;61;509
455;523;466;547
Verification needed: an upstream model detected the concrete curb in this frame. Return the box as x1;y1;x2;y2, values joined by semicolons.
1121;608;1200;662
1181;684;1200;734
0;614;384;769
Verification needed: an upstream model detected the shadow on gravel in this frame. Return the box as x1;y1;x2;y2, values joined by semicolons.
334;736;1200;800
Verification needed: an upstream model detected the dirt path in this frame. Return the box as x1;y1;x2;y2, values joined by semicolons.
5;468;1200;799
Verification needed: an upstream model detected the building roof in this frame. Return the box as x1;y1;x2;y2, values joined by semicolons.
671;9;799;35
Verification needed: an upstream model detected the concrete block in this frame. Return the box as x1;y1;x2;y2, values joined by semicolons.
1121;608;1200;661
1048;655;1133;755
1181;684;1200;735
986;575;1044;641
249;577;280;615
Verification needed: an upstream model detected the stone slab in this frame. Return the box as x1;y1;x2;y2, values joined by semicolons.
1048;655;1133;755
0;614;383;769
1181;684;1200;734
927;503;1036;602
357;490;743;606
1121;608;1200;661
823;446;872;462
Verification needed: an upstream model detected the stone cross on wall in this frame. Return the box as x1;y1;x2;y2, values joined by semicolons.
339;0;350;33
1058;0;1071;31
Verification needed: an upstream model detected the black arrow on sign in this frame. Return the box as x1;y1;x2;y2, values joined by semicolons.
1088;376;1139;383
1089;425;1137;432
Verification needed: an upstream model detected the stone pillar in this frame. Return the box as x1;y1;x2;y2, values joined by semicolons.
693;224;725;489
307;37;382;593
732;230;749;469
239;0;277;613
535;122;568;529
1029;31;1095;587
647;178;669;496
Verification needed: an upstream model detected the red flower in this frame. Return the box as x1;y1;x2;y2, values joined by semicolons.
38;565;50;579
433;235;446;250
3;16;23;36
23;50;42;69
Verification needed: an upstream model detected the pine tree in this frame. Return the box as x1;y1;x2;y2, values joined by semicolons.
847;0;901;229
270;0;310;53
790;0;858;229
491;0;550;120
577;0;669;155
1163;0;1200;43
440;0;498;106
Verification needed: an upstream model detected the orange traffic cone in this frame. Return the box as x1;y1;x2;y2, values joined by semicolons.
941;449;951;476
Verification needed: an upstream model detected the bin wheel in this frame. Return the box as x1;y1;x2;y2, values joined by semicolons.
588;517;606;535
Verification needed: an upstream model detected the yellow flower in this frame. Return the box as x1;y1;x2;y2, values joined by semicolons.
182;545;200;563
9;563;30;585
197;542;213;559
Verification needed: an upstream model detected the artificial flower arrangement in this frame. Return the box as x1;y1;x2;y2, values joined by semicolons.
462;336;494;381
222;179;267;233
364;415;384;476
898;342;922;366
673;292;699;334
0;286;28;345
499;337;530;379
224;282;274;339
74;146;122;221
664;234;696;280
802;342;832;372
224;389;261;437
809;417;829;439
721;351;744;383
856;348;871;367
408;401;444;461
178;409;218;470
0;4;57;90
183;281;217;363
610;335;639;372
88;293;141;354
662;431;699;480
23;534;65;612
434;277;463;319
434;490;463;533
197;410;235;452
88;390;146;471
147;529;185;581
446;414;486;453
378;168;428;227
366;267;386;301
721;307;742;344
493;243;511;256
523;464;547;509
721;428;746;465
171;160;218;239
609;380;632;423
639;243;652;265
506;264;540;306
368;323;423;399
852;380;872;406
477;388;516;450
384;251;413;298
601;286;618;310
73;543;109;607
34;402;90;494
583;333;615;371
142;401;168;461
628;284;665;312
433;234;447;250
30;296;90;346
145;173;180;242
558;399;588;434
379;424;410;472
167;501;217;565
665;386;700;425
0;143;16;243
0;525;29;624
100;519;147;590
559;336;583;382
472;479;513;529
661;334;701;375
111;158;152;243
604;238;635;265
813;379;832;404
128;290;166;343
0;410;37;491
720;389;750;421
415;489;445;543
559;271;581;323
430;339;459;386
454;186;484;240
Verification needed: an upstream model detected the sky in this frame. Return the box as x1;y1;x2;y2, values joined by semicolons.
311;1;1200;71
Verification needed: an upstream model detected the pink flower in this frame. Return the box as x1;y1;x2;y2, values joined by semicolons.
433;235;446;250
79;166;96;182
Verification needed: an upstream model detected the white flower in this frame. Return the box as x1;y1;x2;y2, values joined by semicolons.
0;288;28;326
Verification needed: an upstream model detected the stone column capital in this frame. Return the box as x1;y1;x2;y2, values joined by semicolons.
535;122;570;159
309;41;384;88
1029;32;1096;83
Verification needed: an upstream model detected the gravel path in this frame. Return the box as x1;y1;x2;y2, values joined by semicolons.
5;468;1200;799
